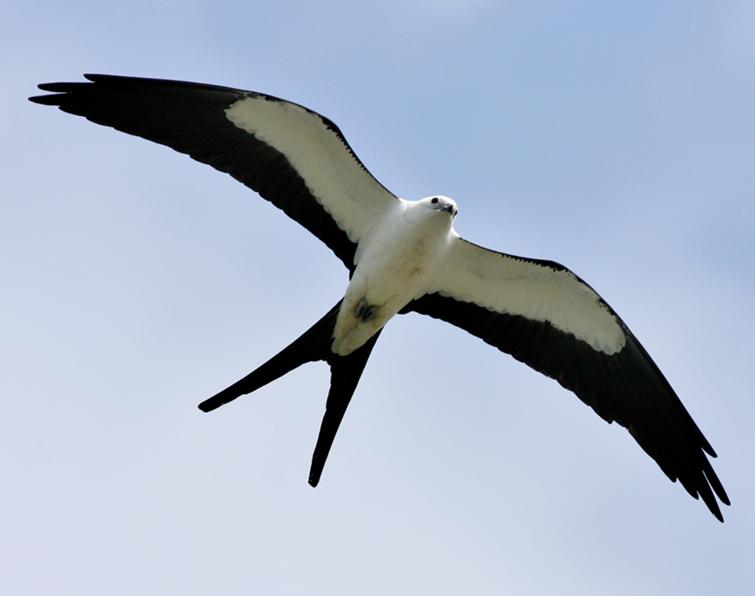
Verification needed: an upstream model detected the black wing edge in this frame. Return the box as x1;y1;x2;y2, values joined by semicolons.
407;292;730;522
29;73;357;270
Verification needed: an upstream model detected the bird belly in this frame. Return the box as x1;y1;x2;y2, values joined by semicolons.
331;211;450;355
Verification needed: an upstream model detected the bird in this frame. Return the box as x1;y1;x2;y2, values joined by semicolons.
30;74;729;521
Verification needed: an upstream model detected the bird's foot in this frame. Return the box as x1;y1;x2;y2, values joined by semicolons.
355;299;377;321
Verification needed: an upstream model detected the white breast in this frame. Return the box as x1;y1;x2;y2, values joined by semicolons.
332;199;454;355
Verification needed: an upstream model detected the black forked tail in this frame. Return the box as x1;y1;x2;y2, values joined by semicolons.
308;330;380;487
198;301;381;487
197;303;341;413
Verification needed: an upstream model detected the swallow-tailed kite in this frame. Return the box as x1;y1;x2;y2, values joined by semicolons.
30;74;729;521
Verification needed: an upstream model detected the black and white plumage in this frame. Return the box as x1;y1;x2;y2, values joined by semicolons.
30;74;729;521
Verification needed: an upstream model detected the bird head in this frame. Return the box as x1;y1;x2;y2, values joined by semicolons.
423;195;458;217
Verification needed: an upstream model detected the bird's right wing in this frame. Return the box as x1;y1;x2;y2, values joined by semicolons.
30;74;398;271
406;237;729;520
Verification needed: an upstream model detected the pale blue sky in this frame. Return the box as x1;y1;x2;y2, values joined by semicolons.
3;1;754;595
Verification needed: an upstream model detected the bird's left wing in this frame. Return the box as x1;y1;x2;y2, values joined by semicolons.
406;237;729;520
30;74;398;270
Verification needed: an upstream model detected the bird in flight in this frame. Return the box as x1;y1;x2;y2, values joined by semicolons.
30;74;729;521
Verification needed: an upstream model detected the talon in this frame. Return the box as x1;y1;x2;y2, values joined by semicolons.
355;299;376;321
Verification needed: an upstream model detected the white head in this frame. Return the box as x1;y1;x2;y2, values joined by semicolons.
421;195;458;218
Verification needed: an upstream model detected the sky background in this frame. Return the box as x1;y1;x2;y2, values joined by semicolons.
3;1;754;594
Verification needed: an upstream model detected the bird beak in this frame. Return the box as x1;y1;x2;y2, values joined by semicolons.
442;204;454;214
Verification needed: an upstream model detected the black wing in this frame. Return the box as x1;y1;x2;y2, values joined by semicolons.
407;239;729;521
30;74;398;271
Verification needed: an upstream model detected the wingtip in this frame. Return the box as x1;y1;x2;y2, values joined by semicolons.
29;80;92;105
29;75;121;104
699;486;727;523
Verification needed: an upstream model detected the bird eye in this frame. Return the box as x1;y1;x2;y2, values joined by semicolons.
431;197;439;204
